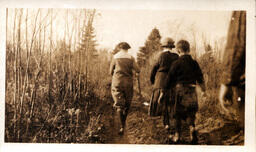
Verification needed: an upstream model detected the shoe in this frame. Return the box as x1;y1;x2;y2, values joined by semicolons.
168;133;180;144
172;132;180;144
190;135;198;145
190;130;198;145
118;127;124;135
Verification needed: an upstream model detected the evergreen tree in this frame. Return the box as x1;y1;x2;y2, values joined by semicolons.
78;10;97;62
137;46;146;66
77;9;97;93
137;28;161;66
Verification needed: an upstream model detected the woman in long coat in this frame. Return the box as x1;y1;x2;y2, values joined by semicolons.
149;37;179;130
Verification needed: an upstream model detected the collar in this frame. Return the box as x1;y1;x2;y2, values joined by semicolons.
179;52;190;56
179;54;191;58
114;50;132;59
163;49;170;52
163;49;179;56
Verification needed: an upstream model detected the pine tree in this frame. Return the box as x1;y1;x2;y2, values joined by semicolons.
137;28;161;66
137;46;146;66
77;9;97;94
78;10;97;62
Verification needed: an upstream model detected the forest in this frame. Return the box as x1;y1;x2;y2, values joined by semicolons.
5;8;243;144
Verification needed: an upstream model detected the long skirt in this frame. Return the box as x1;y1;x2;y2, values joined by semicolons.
149;89;169;117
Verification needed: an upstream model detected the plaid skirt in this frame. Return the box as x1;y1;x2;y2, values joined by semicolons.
171;84;198;120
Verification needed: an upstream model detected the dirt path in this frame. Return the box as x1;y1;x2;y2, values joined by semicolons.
100;94;244;145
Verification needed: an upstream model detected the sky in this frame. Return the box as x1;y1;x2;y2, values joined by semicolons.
6;9;232;57
93;10;232;56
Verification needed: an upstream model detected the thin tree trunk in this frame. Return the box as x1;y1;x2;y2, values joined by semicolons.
84;10;88;95
18;9;40;141
78;10;83;101
48;8;53;107
26;9;46;136
6;8;8;91
71;12;78;96
47;8;54;142
12;8;17;140
16;8;23;141
67;10;75;97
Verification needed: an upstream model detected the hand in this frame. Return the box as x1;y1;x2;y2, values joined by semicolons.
219;83;233;113
201;91;206;98
135;72;140;78
200;91;207;101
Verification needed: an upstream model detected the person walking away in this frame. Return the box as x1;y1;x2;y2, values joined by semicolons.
166;40;206;144
219;11;245;127
110;42;140;135
149;37;179;132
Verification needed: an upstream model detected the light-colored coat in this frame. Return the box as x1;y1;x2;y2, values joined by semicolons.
110;50;140;109
110;50;140;88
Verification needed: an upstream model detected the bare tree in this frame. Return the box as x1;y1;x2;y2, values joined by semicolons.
26;9;49;136
48;8;53;110
12;8;18;139
17;9;41;141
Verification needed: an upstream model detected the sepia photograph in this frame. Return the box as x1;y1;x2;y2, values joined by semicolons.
4;8;245;145
0;0;255;152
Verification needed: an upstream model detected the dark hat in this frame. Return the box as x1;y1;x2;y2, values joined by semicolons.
112;42;131;54
117;42;131;50
161;37;175;48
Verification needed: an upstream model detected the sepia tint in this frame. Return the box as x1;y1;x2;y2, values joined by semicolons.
5;8;245;145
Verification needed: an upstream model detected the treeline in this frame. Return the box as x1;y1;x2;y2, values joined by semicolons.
5;8;112;143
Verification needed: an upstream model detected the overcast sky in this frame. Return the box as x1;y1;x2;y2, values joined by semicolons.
93;10;232;55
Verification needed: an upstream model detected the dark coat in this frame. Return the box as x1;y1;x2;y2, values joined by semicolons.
166;55;204;120
166;54;204;89
150;51;179;89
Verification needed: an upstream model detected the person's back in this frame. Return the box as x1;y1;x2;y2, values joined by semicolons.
150;51;179;89
110;42;140;135
166;40;205;144
110;50;137;87
149;37;178;136
168;54;204;86
156;51;179;73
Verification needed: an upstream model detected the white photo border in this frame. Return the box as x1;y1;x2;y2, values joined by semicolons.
0;0;255;152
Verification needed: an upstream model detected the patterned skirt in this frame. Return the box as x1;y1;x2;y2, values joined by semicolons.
172;84;198;120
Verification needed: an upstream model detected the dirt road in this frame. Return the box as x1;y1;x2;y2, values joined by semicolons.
99;94;244;145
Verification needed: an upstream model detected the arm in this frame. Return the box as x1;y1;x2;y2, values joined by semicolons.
132;57;140;73
109;59;115;76
150;59;160;85
195;61;206;92
166;62;177;89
